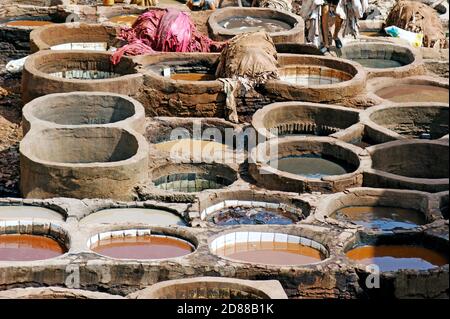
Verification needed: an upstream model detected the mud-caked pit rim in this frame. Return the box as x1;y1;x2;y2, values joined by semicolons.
209;230;330;267
0;287;124;299
0;220;70;264
86;227;198;262
20;127;149;168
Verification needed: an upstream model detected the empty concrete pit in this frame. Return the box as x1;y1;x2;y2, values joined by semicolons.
22;91;145;134
369;76;449;104
249;137;370;193
337;42;425;78
0;204;65;221
365;140;449;192
19;127;149;200
150;163;238;194
207;7;304;43
252;101;360;140
344;232;449;299
198;190;309;226
263;55;367;104
128;277;288;299
361;103;449;143
80;207;187;227
88;228;196;260
314;187;437;231
29;23;119;52
21;50;143;103
145;117;240;163
210;230;328;266
0;220;69;262
135;53;225;118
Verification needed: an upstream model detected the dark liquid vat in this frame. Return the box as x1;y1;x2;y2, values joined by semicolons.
0;234;65;261
275;154;353;178
219;16;291;33
215;241;325;265
375;85;449;103
346;245;449;271
335;206;426;231
352;58;404;69
170;73;216;81
91;235;193;259
5;20;54;27
211;206;299;226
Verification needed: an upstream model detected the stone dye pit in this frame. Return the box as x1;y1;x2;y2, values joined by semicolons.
106;15;139;27
30;23;119;52
22;50;142;103
208;7;304;43
252;102;360;139
0;205;64;221
366;140;449;192
210;231;328;266
80;208;186;226
128;277;288;299
361;103;449;143
88;230;195;260
151;163;237;193
249;137;369;193
337;42;425;78
369;77;449;104
345;233;449;272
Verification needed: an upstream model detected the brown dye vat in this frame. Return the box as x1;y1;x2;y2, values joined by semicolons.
335;206;426;231
215;241;325;265
170;73;216;81
5;20;55;27
0;234;65;261
346;245;449;272
107;15;139;27
91;235;193;260
375;85;449;103
279;65;353;85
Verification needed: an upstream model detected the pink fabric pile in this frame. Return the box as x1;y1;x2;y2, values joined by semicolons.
111;8;225;65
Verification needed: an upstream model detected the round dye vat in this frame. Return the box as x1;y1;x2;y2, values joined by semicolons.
170;73;216;81
107;15;139;27
215;241;325;266
210;207;299;226
80;208;186;226
346;245;449;272
279;65;353;85
219;16;291;33
0;206;63;221
352;58;404;69
154;139;231;157
91;235;194;260
275;154;353;178
153;173;234;193
375;85;449;103
4;20;54;27
0;234;65;261
334;206;426;231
